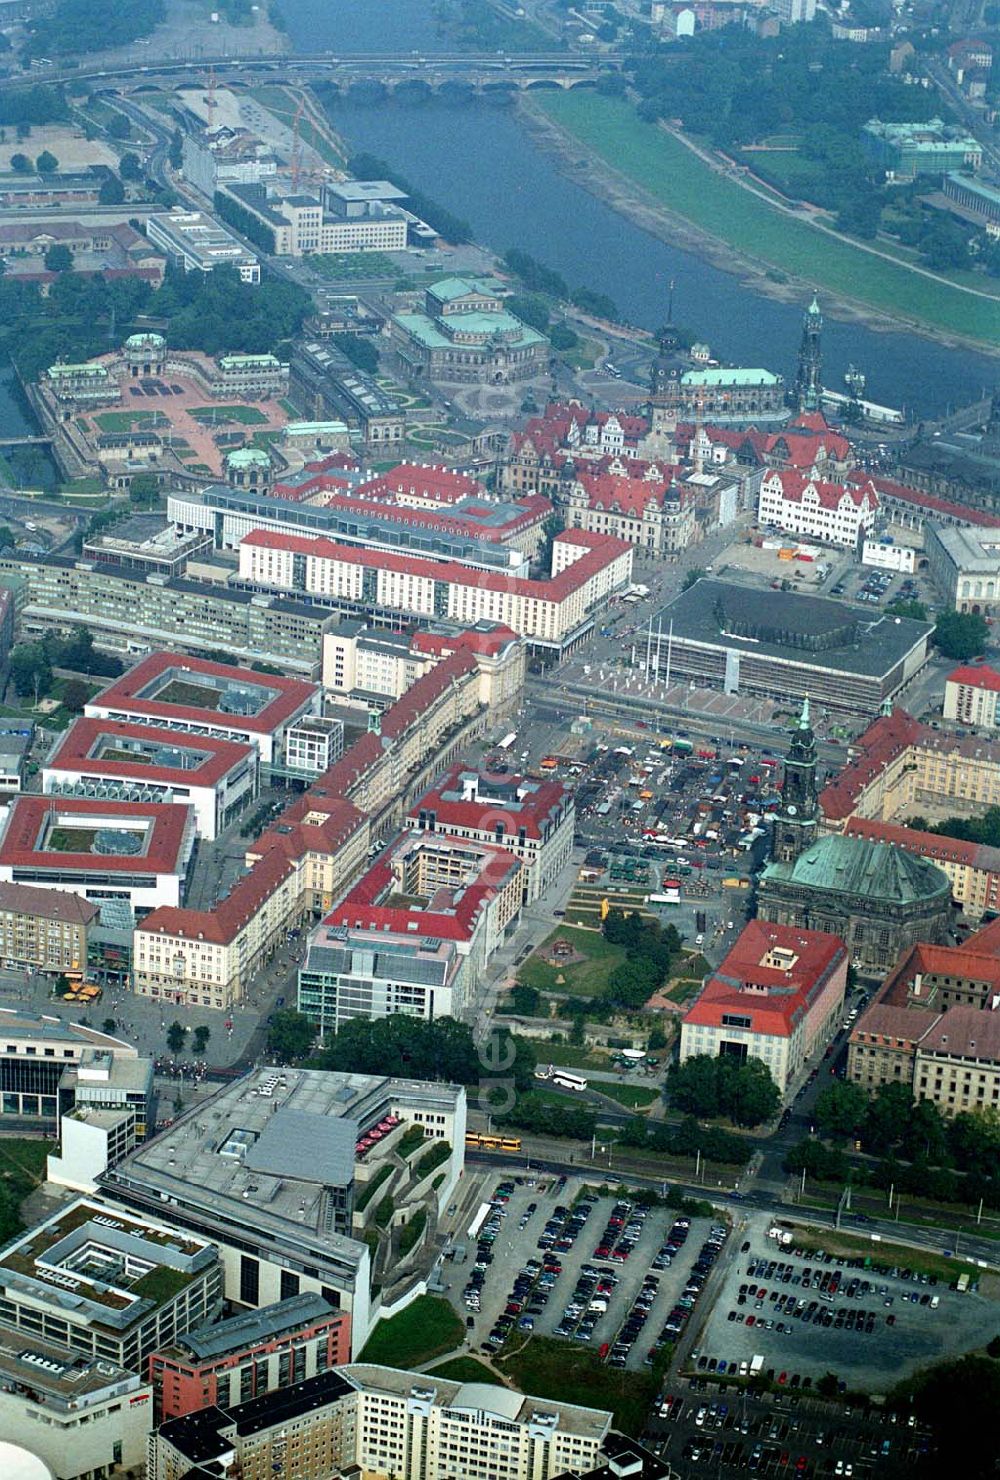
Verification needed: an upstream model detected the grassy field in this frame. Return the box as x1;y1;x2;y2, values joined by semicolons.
535;92;1000;348
0;1138;54;1243
428;1356;500;1383
310;252;397;281
534;1042;613;1071
358;1294;464;1367
497;1336;658;1435
95;410;168;432
517;925;626;998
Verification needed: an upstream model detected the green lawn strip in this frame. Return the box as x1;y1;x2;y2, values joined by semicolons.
358;1294;464;1367
666;978;702;1005
534;1042;611;1071
428;1356;500;1383
0;1138;51;1186
786;1224;976;1282
535;92;1000;347
189;405;268;425
590;1080;659;1111
497;1335;658;1435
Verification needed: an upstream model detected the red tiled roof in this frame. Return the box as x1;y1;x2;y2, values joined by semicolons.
408;764;571;841
325;833;521;942
46;718;254;789
89;652;316;737
760;469;875;511
819;708;925;821
844;816;1000;875
761;428;853;467
574;471;672;517
947;662;1000;693
0;795;191;874
920;1005;1000;1063
848;472;1000;528
682;920;846;1038
138;847;297;946
365;463;482;505
241;527;630;604
410;624;519;658
313;487;550;543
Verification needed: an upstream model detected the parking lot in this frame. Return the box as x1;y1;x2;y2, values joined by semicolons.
693;1211;990;1392
457;1175;729;1372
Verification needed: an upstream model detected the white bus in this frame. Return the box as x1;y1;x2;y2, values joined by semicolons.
552;1069;587;1092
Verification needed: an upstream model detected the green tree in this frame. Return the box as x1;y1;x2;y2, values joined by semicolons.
912;1354;1000;1477
331;332;378;375
98;173;125;205
118;150;142;180
43;244;72;274
507;293;550;333
728;1057;780;1128
165;1021;187;1055
814;1080;868;1141
683;567;707;591
107;113;132;141
863;1081;914;1153
667;1054;721;1117
648;1024;668;1052
35;150;58;175
9;152;30;173
509;983;540;1016
816;1372;839;1398
168;128;183;170
548;322;578;352
192;1024;211;1055
129;471;159;506
886;598;927;621
933;610;990;660
60;678;90;714
267;1009;316;1063
10;641;52;703
102;1018;117;1035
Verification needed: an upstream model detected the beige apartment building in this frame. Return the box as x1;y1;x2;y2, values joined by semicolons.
821;707;1000;829
150;1364;611;1480
0;881;96;973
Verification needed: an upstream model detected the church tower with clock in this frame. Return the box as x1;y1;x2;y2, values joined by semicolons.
771;697;819;864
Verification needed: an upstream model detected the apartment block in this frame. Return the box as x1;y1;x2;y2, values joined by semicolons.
0;880;96;973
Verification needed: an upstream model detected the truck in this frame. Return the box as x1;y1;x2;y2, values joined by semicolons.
750;1354;764;1376
956;1272;970;1293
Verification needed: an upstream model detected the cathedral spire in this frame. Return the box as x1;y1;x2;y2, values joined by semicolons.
800;694;810;730
794;296;823;414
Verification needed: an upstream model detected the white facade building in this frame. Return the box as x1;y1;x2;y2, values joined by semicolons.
757;470;878;548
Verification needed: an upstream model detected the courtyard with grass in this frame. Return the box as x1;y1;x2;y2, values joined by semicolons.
535;92;1000;347
310;252;397;280
516;925;628;999
189;405;269;426
358;1294;464;1368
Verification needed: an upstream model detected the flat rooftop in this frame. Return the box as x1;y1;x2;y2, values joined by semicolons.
656;578;933;678
0;795;192;876
0;1198;215;1331
343;1362;612;1440
0;1324;144;1411
87;652;316;736
170;1291;338;1362
105;1067;462;1271
46;717;255;789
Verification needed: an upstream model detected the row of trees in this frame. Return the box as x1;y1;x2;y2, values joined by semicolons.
502;248;620;323
9;626;123;706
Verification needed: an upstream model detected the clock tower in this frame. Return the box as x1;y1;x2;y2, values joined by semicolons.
771;696;819;864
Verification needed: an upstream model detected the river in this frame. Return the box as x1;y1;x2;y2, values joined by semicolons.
293;1;994;417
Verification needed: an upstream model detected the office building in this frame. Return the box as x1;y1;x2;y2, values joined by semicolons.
651;579;933;714
85;653;319;768
149;1292;350;1421
299;830;523;1029
181;126;277;198
0;551;338;676
0;881;95;974
43;717;258;842
0;1325;153;1480
944;661;1000;727
218;179;409;256
680;920;847;1094
283;716;344;775
101;1066;467;1355
0;1010;141;1131
145;208;261;283
407;764;574;905
239;526;633;656
0;1198;221;1373
820;707;1000;829
0;795;195;914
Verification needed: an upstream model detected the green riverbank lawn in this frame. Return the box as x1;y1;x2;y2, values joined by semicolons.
535;93;1000;349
